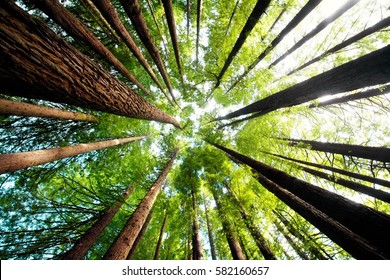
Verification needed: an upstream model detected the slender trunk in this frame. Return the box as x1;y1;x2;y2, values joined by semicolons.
283;138;390;163
224;0;240;37
126;207;154;260
289;16;390;75
212;188;245;260
227;0;322;93
237;231;251;260
270;0;360;67
214;44;390;121
196;0;202;63
207;141;390;259
120;0;178;106
91;0;167;97
0;136;145;174
26;0;151;97
103;149;178;259
213;0;271;91
268;6;287;33
0;1;181;128
0;98;98;122
228;188;276;260
61;185;134;259
191;188;203;260
203;193;217;260
162;0;183;81
154;209;168;260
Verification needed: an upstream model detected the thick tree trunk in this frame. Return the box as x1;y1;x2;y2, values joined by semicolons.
91;0;167;97
207;142;390;259
154;209;168;260
213;0;271;91
270;0;359;67
162;0;183;81
191;188;203;260
0;1;181;129
196;0;203;63
26;0;151;97
214;44;390;121
283;138;390;163
126;208;154;260
227;0;322;93
0;98;98;122
203;194;217;260
61;185;135;259
0;136;145;174
120;0;178;106
212;188;245;260
289;16;390;76
103;149;178;259
228;188;276;260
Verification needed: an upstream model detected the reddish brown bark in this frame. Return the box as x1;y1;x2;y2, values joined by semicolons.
191;188;203;260
154;209;168;260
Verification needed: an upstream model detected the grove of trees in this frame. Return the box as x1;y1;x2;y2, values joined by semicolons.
0;0;389;260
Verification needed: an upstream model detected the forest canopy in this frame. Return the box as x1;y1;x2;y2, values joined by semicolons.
0;0;389;260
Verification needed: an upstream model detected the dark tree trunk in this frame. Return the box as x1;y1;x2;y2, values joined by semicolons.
283;138;390;163
103;149;178;259
207;141;390;259
191;188;203;260
26;0;151;97
0;98;98;122
196;0;202;63
224;0;240;37
203;194;217;260
0;1;181;128
289;16;390;76
154;209;168;260
186;0;190;36
214;44;390;121
270;0;359;67
126;208;154;260
0;136;145;174
213;0;271;91
61;185;134;259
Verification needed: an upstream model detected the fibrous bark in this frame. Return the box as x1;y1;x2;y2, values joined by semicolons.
191;188;203;260
154;209;168;260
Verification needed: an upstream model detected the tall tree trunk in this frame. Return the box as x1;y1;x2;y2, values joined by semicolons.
191;188;203;260
213;0;271;91
61;185;135;259
196;0;203;63
103;149;178;259
289;16;390;76
120;0;178;107
126;207;154;260
228;188;276;260
0;98;98;122
203;193;217;260
26;0;151;97
227;0;322;93
207;141;390;259
154;209;168;260
91;0;167;98
0;1;181;129
0;136;145;174
212;188;246;260
283;138;390;163
214;44;390;121
162;0;183;81
270;0;359;67
224;0;241;37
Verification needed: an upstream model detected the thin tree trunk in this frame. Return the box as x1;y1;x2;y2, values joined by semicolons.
224;0;241;37
0;1;181;129
0;98;98;122
289;16;390;76
191;188;203;260
126;207;154;260
207;141;390;259
196;0;202;63
228;188;276;260
154;209;168;260
61;185;135;259
103;149;178;259
203;193;217;260
26;0;151;97
213;0;271;91
212;188;246;260
283;138;390;163
268;6;287;33
120;0;178;106
214;44;390;121
186;0;190;37
0;136;145;174
162;0;183;81
91;0;168;97
270;0;360;67
226;0;322;93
